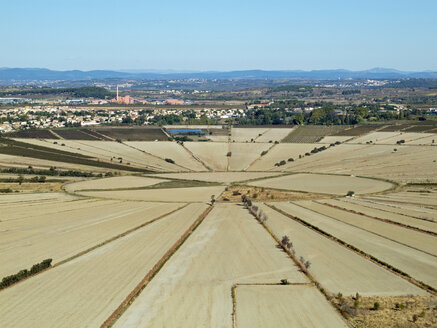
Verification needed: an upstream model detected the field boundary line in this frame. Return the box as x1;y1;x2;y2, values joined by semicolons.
48;130;64;139
0;203;188;292
123;141;194;172
179;142;213;171
101;204;215;328
316;200;437;236
245;205;353;327
265;203;437;296
296;202;437;258
245;142;277;171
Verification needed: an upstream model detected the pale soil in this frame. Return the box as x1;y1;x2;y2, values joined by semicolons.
407;134;437;145
295;200;437;256
347;132;402;144
229;143;271;171
0;200;182;277
0;153;108;172
248;173;393;195
113;203;307;328
351;198;437;222
231;128;270;142
152;171;282;183
248;143;320;171
236;285;348;328
13;139;178;171
80;186;226;202
281;144;437;183
258;203;426;296
378;133;436;145
255;128;295;143
184;142;229;171
318;135;353;144
0;192;75;204
125;141;207;171
0;203;207;328
65;175;165;192
274;202;437;289
322;198;437;233
206;135;229;142
365;192;437;207
337;296;437;328
0;198;98;222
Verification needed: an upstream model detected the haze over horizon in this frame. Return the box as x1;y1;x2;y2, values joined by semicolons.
2;0;436;72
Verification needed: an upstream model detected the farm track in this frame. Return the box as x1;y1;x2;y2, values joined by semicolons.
266;203;437;295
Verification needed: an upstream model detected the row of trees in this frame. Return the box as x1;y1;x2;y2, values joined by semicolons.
0;259;52;290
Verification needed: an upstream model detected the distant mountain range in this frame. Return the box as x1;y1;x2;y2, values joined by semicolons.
1;67;437;81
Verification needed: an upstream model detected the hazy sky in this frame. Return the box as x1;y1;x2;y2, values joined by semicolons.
1;0;436;71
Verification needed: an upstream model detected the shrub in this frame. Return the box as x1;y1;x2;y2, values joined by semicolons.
373;302;380;310
280;279;289;285
226;152;232;157
353;300;359;309
260;150;268;156
288;158;294;162
246;199;252;207
346;191;355;197
165;158;175;164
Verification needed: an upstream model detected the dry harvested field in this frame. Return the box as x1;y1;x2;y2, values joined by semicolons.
231;127;270;142
347;132;402;144
13;138;179;172
65;175;165;192
0;191;75;204
257;203;425;296
125;141;207;171
349;132;437;145
365;191;437;207
407;134;437;145
236;285;348;328
0;200;182;277
152;171;282;183
248;143;320;171
0;153;108;173
2;128;437;327
113;203;307;328
321;198;437;233
350;198;437;221
295;200;437;256
0;203;207;328
273;202;437;289
184;142;228;171
248;173;393;195
80;185;226;202
281;144;437;183
255;128;295;143
229;143;271;171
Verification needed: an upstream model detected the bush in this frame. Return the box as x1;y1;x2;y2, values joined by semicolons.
260;150;268;156
280;279;289;285
165;158;175;164
373;302;380;310
288;158;294;162
346;191;355;197
226;152;232;157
